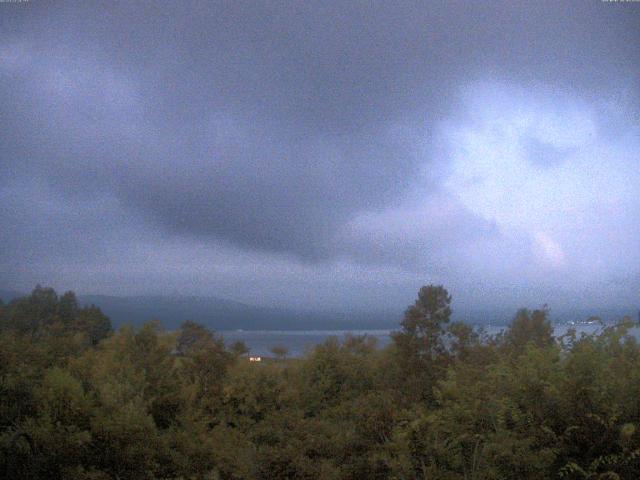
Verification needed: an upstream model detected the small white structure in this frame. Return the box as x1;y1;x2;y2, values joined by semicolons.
249;356;262;362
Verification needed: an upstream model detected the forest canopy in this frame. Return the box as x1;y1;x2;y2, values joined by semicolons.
1;285;639;479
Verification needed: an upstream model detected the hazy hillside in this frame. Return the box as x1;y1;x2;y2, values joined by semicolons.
0;289;399;330
2;289;634;331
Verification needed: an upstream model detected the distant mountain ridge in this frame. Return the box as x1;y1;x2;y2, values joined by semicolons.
0;289;399;330
1;289;634;330
0;289;22;303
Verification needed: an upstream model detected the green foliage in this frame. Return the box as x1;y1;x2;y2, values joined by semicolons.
2;285;640;479
270;345;289;361
0;286;112;348
504;307;554;352
230;340;250;357
392;285;453;404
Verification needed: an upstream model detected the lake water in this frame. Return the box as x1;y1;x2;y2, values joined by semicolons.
221;329;394;357
220;323;618;357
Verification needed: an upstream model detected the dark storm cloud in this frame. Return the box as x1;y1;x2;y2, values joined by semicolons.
335;190;501;272
0;1;638;268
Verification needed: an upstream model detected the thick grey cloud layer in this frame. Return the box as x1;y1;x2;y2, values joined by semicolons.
1;1;638;310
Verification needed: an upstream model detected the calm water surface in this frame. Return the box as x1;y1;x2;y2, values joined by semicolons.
220;323;629;357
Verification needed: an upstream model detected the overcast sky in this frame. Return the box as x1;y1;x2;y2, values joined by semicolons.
1;1;638;313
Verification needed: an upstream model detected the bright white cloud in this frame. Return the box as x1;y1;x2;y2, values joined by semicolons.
444;82;640;281
533;231;566;268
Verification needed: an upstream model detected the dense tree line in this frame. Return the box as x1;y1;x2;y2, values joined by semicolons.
1;285;639;479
